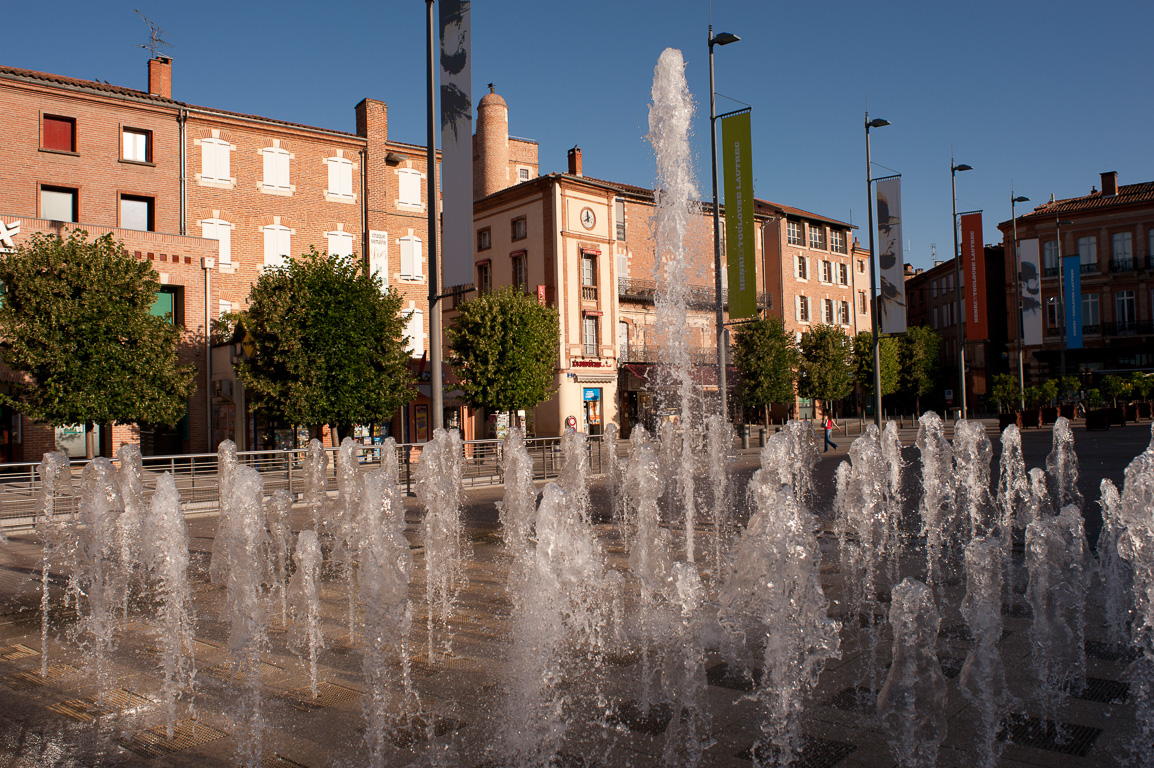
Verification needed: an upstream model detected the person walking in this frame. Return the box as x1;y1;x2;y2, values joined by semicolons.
823;412;841;453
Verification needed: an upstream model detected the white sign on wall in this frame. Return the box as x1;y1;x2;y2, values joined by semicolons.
0;220;20;252
369;230;388;288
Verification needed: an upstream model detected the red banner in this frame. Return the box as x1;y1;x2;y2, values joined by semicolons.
960;212;988;341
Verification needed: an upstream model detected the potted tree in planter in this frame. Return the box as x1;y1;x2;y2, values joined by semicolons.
1129;371;1152;420
1058;375;1080;420
992;373;1022;431
1039;379;1060;424
1021;386;1044;428
1085;388;1109;431
1099;374;1128;426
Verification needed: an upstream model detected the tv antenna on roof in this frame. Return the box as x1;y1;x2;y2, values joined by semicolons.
135;9;173;58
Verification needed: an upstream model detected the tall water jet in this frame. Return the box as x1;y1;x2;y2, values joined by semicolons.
756;420;821;505
916;412;957;589
954;420;995;538
603;422;621;524
1117;438;1154;766
958;536;1010;768
209;439;239;585
996;424;1028;536
1022;467;1055;524
141;472;196;738
497;427;537;559
1097;479;1132;649
416;428;469;661
359;446;416;767
881;420;907;585
115;444;145;619
718;479;840;767
661;562;712;768
1026;502;1088;724
877;578;948;768
1046;416;1083;512
224;465;270;768
705;414;731;580
334;437;363;642
35;451;72;678
289;529;324;699
75;457;125;704
303;438;330;531
265;490;293;627
559;427;591;523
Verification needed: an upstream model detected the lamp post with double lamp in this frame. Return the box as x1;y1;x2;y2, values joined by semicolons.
708;26;739;426
864;113;890;428
1011;191;1030;409
950;159;973;418
1055;218;1074;377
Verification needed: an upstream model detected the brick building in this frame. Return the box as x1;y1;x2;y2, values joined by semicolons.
997;171;1154;384
0;56;440;458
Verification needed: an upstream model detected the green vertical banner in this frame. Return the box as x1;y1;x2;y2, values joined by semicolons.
722;110;756;319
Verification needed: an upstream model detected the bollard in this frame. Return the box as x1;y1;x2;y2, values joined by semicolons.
759;427;767;447
742;424;750;450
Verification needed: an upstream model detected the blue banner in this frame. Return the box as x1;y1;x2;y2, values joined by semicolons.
1063;255;1082;350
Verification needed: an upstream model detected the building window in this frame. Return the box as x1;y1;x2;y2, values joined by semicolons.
809;224;826;250
796;255;808;280
220;299;233;316
518;167;530;181
199;133;234;185
823;298;834;323
262;222;292;270
583;315;599;357
476;262;491;295
405;308;425;357
839;263;848;285
260;141;292;193
512;253;527;293
822;260;833;283
1149;230;1154;268
858;290;867;314
1046;298;1059;330
858;259;866;273
1113;232;1133;268
201;217;233;266
581;253;597;300
787;221;802;246
1116;289;1136;329
1077;236;1098;271
150;286;182;325
932;307;939;327
399;235;423;280
797;295;810;322
40;186;77;222
326;153;356;201
42;115;76;152
326;226;354;257
122;128;151;162
477;228;491;251
839;300;850;324
831;230;847;254
512;217;527;241
397;167;422;206
120;195;154;232
1082;292;1100;331
931;280;938;299
1043;240;1059;273
615;199;626;240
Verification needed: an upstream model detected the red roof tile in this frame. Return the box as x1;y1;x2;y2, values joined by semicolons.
1019;181;1154;220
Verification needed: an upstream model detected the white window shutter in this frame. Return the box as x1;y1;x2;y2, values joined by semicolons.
400;238;413;278
277;151;289;188
219;142;230;181
263;152;276;187
795;295;800;321
412;237;423;278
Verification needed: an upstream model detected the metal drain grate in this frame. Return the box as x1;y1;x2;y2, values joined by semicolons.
999;715;1102;757
262;754;311;768
1084;640;1141;662
609;700;672;735
118;719;228;758
0;643;39;661
737;735;857;768
1074;677;1129;705
939;656;964;680
410;653;476;674
822;686;875;714
706;662;759;692
203;659;282;682
388;716;466;748
49;688;152;722
284;680;362;711
3;663;75;691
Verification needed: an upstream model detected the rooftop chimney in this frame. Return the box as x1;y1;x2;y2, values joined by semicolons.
1101;170;1118;197
567;146;582;176
148;56;172;99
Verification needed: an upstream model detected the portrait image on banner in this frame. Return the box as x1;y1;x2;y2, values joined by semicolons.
875;176;906;333
721;110;756;319
1063;255;1083;350
440;0;473;289
960;212;988;341
1018;238;1043;346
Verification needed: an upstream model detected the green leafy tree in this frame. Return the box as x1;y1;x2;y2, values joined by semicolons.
991;373;1020;413
236;247;414;442
732;317;800;427
1038;379;1059;407
1098;374;1128;407
0;229;196;458
447;286;560;417
1128;372;1153;401
1024;386;1044;409
1058;375;1081;400
899;325;941;414
851;331;900;415
798;324;853;415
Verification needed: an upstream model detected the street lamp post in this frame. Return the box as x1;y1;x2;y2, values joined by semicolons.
951;159;973;418
1055;218;1074;377
864;113;890;428
709;25;739;426
1010;191;1030;409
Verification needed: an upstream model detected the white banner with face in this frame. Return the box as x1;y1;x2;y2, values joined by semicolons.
875;176;906;334
440;0;473;290
1018;237;1043;346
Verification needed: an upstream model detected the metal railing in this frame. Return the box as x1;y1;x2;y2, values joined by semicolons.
0;435;606;529
1110;258;1135;273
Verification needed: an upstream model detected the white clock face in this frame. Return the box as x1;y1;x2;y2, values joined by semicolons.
581;208;595;229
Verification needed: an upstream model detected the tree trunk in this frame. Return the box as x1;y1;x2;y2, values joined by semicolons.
85;422;96;460
331;424;341;448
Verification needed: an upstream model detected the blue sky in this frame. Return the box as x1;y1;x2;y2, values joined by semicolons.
6;1;1152;270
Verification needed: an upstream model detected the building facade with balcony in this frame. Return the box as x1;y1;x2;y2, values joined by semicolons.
998;171;1154;384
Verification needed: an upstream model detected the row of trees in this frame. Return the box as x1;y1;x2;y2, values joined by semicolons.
991;371;1154;412
732;318;941;422
0;231;559;457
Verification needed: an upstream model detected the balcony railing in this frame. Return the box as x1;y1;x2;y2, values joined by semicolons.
1100;320;1153;336
618;277;772;311
1110;258;1135;273
1044;266;1059;277
581;285;598;301
1082;323;1101;335
1080;262;1098;274
1043;263;1100;276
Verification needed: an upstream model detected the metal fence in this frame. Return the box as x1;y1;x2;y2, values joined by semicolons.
0;435;605;529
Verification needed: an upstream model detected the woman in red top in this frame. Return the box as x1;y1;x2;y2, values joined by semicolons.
824;413;840;452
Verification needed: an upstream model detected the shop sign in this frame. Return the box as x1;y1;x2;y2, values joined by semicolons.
583;388;600;401
0;220;20;253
